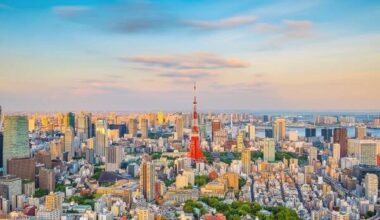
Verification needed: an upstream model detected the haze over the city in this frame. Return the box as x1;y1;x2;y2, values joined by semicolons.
1;0;379;111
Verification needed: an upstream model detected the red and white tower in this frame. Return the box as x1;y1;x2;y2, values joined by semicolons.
188;83;204;161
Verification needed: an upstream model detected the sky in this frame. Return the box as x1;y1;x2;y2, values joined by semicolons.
0;0;379;112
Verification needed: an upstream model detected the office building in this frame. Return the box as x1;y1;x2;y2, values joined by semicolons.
334;128;348;157
360;141;378;165
321;128;333;142
211;119;221;141
64;112;75;131
242;148;251;174
39;168;55;192
45;192;61;210
49;140;62;160
22;181;35;197
157;112;164;125
355;126;366;139
265;129;273;138
3;116;30;175
105;145;123;171
263;138;275;162
36;208;60;220
140;118;149;139
175;116;184;140
236;130;245;152
64;127;74;160
364;173;378;203
305;127;316;138
128;118;138;137
273;118;286;142
77;112;92;142
140;160;155;202
95;119;108;157
35;150;52;168
0;175;22;200
332;143;341;161
247;124;255;141
7;157;35;181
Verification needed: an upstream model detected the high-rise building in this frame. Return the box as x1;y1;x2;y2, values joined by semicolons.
39;168;55;192
157;112;164;125
364;173;378;203
45;192;62;210
35;150;52;168
273;118;286;142
247;124;255;141
211;119;221;141
305;127;316;138
7;157;35;181
64;112;75;132
309;147;318;165
263;138;275;162
236;130;245;152
140;118;148;139
360;141;378;165
28;117;35;132
242;148;251;174
77;112;91;142
105;145;123;171
3;116;30;175
355;126;366;139
321;128;333;142
140;160;155;202
0;132;3;174
265;129;273;138
0;175;22;200
64;127;74;160
49;140;62;160
334;128;348;157
188;84;204;161
175;116;184;140
95;119;108;157
128;118;138;137
332;143;340;161
0;105;2;128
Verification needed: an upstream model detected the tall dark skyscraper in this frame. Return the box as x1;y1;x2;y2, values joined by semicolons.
265;129;273;138
305;127;317;138
321;128;333;142
334;128;348;157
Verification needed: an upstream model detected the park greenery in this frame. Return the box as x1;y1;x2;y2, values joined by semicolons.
204;150;307;166
54;183;66;192
92;167;103;180
184;197;300;220
195;175;209;187
69;193;101;209
33;188;49;198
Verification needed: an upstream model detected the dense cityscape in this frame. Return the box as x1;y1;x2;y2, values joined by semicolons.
0;84;380;220
1;1;380;220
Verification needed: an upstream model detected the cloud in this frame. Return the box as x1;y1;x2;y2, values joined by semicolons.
52;6;91;17
71;79;130;97
185;15;257;30
123;52;249;69
253;19;316;49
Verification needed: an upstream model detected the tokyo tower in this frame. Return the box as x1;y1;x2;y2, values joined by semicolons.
188;83;204;161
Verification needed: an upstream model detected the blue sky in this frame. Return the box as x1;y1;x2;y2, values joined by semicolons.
0;0;379;112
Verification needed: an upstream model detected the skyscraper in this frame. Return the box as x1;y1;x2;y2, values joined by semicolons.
211;119;221;141
64;127;74;159
3;116;29;175
365;173;378;203
140;160;155;202
188;84;204;162
334;128;348;157
175;116;184;140
77;112;91;142
64;112;75;132
305;127;316;138
263;138;275;162
39;168;55;192
248;124;256;141
105;145;123;171
242;148;251;174
95;119;108;157
273;118;286;142
157;112;164;125
321;128;333;142
236;130;245;152
128;118;138;137
332;143;340;161
140;118;148;139
355;126;366;139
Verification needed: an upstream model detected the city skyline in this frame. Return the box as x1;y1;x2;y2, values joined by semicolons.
1;0;380;111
